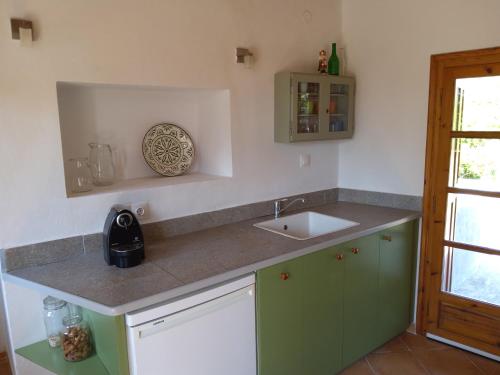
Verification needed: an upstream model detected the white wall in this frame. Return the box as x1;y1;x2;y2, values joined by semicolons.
3;0;500;363
0;0;343;360
0;0;343;249
339;0;500;196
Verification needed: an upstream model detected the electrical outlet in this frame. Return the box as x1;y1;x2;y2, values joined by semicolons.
299;153;311;168
131;201;150;221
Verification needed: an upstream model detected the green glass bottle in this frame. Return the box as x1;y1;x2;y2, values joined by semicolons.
328;43;340;75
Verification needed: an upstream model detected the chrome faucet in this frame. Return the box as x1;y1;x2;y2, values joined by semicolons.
274;197;305;219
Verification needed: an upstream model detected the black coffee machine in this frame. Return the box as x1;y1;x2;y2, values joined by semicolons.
103;206;145;268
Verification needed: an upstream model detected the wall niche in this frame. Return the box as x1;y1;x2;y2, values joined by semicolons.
56;82;232;197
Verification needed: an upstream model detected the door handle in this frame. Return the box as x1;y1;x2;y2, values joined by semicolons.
280;272;289;281
336;254;344;261
382;235;392;242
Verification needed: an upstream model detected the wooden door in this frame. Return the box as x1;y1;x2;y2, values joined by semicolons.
257;257;304;375
378;221;416;342
341;234;380;367
418;47;500;357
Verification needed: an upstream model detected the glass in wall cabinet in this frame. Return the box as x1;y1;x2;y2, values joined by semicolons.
328;83;349;133
297;81;320;134
274;72;355;143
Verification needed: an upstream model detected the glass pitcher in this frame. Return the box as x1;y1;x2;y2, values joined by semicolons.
88;143;115;186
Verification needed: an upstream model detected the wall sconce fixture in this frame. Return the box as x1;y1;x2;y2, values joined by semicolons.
11;18;33;46
236;47;253;68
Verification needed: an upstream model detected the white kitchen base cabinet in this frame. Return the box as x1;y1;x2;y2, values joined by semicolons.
126;275;256;375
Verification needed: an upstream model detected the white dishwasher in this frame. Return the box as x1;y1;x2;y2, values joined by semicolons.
126;274;256;375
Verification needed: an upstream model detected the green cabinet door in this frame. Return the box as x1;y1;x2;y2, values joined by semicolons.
378;221;416;343
341;234;380;368
257;220;418;375
257;247;344;375
257;257;304;375
302;247;344;375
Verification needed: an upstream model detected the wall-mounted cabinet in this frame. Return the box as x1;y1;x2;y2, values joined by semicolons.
274;72;355;143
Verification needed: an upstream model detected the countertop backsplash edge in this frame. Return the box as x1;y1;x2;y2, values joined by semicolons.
1;188;423;273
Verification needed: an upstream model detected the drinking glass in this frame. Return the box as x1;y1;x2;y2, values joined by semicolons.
68;158;93;193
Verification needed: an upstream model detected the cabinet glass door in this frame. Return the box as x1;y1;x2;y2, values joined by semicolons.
296;81;320;134
328;83;350;133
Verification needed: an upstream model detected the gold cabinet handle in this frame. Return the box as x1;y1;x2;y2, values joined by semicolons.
336;254;344;261
351;248;360;254
382;235;392;242
280;272;289;281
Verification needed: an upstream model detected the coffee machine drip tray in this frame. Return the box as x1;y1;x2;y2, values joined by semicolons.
110;243;144;254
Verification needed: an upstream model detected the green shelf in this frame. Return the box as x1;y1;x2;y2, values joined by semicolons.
16;340;109;375
15;310;128;375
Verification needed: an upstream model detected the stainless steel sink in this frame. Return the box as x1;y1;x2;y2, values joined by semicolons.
254;211;359;240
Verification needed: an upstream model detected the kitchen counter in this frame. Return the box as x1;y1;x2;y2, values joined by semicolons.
4;202;420;316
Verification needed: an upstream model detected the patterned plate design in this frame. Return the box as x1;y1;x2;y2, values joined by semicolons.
142;123;195;176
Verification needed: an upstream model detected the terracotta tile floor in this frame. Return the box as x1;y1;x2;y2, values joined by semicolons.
0;354;11;375
340;332;500;375
0;334;498;375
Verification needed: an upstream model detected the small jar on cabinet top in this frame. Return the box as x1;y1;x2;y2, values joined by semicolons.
61;314;92;362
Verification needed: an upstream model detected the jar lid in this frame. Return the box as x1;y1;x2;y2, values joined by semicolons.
63;314;83;327
43;296;67;310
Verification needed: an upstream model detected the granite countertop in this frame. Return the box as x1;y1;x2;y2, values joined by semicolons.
5;202;420;316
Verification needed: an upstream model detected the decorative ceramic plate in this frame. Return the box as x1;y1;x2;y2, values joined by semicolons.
142;123;195;176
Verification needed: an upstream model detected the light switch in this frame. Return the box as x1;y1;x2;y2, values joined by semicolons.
299;154;311;168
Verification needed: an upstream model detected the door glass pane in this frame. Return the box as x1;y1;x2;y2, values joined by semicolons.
449;138;500;191
453;76;500;131
329;83;348;132
297;81;319;134
445;193;500;250
442;246;500;306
